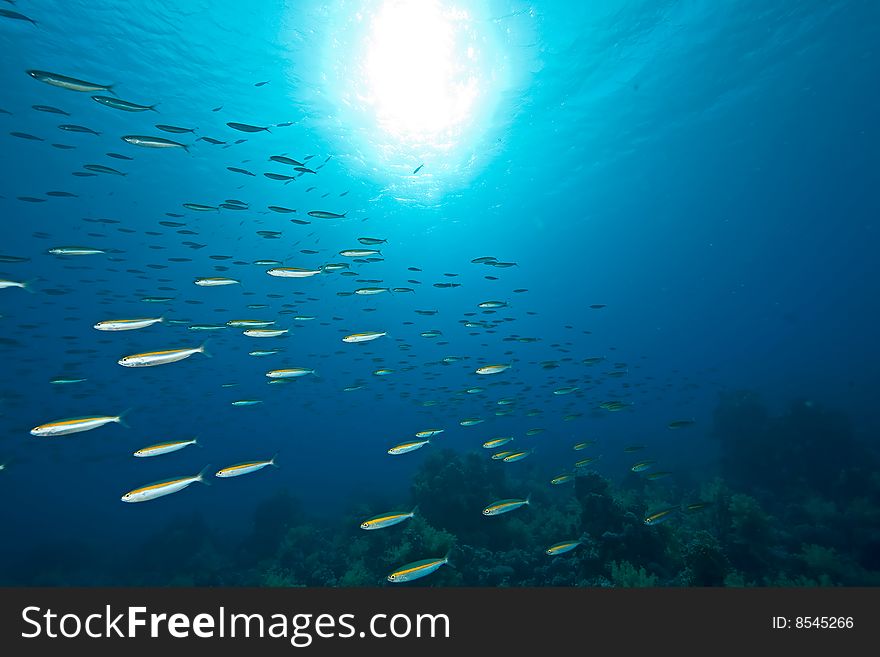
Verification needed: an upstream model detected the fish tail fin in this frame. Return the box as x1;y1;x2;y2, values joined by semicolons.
199;340;212;357
270;452;280;468
193;435;202;447
411;505;419;517
311;370;320;378
197;465;213;485
116;408;133;428
22;278;38;293
106;84;117;97
444;548;455;568
183;144;191;154
341;212;347;217
526;493;532;505
150;103;160;112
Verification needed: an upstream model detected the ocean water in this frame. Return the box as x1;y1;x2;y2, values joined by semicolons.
0;0;878;586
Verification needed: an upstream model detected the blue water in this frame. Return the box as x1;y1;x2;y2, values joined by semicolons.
0;0;878;585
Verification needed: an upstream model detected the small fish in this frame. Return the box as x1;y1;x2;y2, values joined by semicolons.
58;124;100;135
357;237;387;245
122;135;188;151
155;124;194;134
48;246;105;255
354;287;389;295
631;460;656;473
491;451;513;461
667;419;695;429
502;450;532;463
194;277;240;286
134;438;199;458
50;377;87;385
121;467;210;503
232;400;263;406
599;400;629;412
683;502;711;514
482;437;513;449
31;413;127;437
216;456;278;478
412;163;424;174
574;457;599;468
200;137;227;145
83;164;126;176
9;132;44;141
415;429;444;438
27;70;113;93
550;473;575;485
475;363;510;375
340;249;380;257
646;471;673;480
387;555;450;583
267;267;322;278
266;368;315;379
546;538;585;556
183;203;217;211
573;441;595;450
553;386;579;395
623;444;646;453
307;210;346;219
270;155;304;166
459;418;484;427
387;439;430;455
118;343;209;367
243;328;288;337
249;350;281;357
268;205;295;213
227;319;275;328
361;507;417;530
92;96;156;112
94;317;163;331
0;279;32;290
1;8;37;25
478;300;508;309
482;496;530;516
32;105;69;116
343;331;387;343
644;507;678;526
227;122;269;133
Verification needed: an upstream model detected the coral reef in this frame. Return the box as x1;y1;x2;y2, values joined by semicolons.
1;392;877;587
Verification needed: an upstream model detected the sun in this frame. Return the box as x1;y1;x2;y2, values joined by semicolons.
361;0;481;144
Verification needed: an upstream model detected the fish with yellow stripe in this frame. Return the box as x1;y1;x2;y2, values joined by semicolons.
118;342;209;367
388;439;431;455
387;553;451;583
31;412;129;437
360;506;418;530
134;437;199;458
482;495;531;516
215;455;278;478
545;535;587;556
121;466;210;503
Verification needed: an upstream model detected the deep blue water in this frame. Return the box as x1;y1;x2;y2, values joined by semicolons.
0;0;878;585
